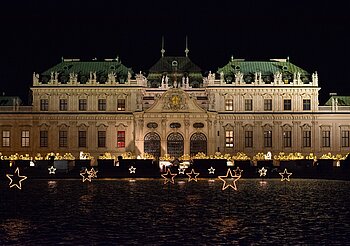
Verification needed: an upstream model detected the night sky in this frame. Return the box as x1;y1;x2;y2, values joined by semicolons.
0;0;349;104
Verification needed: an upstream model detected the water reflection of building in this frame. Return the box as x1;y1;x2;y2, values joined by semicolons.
1;47;350;159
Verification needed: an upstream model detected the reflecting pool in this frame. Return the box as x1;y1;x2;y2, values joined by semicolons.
1;179;350;245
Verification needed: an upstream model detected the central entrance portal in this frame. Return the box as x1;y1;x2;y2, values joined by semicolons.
167;133;184;158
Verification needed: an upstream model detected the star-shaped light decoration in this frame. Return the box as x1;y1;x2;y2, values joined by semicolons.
233;167;243;177
161;169;177;184
208;166;215;174
279;168;292;181
258;167;267;177
80;168;92;182
129;166;136;174
88;167;98;179
48;165;56;175
186;169;200;182
178;167;185;174
6;167;28;190
218;168;241;191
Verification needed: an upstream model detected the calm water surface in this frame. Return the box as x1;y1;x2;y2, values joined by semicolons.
1;178;350;245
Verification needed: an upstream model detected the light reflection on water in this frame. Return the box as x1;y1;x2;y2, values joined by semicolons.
0;179;349;245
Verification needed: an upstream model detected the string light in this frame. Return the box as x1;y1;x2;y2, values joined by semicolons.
6;167;27;190
208;166;215;174
80;168;92;182
129;166;136;174
178;167;185;174
258;167;267;177
88;167;98;178
48;166;56;174
218;168;241;191
279;168;292;181
233;167;243;177
161;169;177;184
186;169;200;182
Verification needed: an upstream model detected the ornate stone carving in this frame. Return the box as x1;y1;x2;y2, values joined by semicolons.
163;91;188;111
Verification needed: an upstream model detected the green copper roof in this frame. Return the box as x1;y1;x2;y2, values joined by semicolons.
149;56;202;73
218;59;310;76
325;96;350;106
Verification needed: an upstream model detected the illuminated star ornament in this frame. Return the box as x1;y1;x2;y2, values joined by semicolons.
218;168;241;191
258;167;267;177
186;169;200;182
178;167;185;174
6;167;28;190
161;169;177;184
48;165;56;174
233;167;243;177
129;166;136;174
279;168;292;181
208;166;215;174
80;168;92;182
88;167;98;179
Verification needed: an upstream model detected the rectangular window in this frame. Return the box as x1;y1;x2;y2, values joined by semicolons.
98;131;106;148
284;99;291;110
79;99;87;111
40;99;49;111
59;99;68;111
322;130;331;147
264;99;272;111
283;131;292;148
244;130;253;148
117;99;126;111
2;130;10;147
59;130;68;148
117;131;125;148
303;99;311;110
21;130;30;147
303;130;311;147
341;130;350;147
225;99;233;111
40;130;48;147
98;99;107;111
264;131;272;147
225;130;234;148
78;131;87;148
245;99;252;111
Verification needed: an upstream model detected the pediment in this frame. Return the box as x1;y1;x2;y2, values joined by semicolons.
145;89;206;113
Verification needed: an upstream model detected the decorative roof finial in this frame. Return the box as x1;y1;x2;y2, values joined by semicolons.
185;36;189;57
161;36;165;57
287;56;290;62
231;55;234;62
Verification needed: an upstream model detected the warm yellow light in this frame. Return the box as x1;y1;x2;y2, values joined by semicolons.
161;169;177;184
88;167;98;178
258;167;267;177
129;166;136;174
186;169;200;182
208;166;215;174
233;167;243;177
218;168;241;191
178;167;185;174
6;167;27;190
48;166;56;174
279;168;292;181
80;169;92;182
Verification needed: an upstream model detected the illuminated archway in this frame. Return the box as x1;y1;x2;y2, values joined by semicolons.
144;132;161;158
190;132;207;156
167;133;184;158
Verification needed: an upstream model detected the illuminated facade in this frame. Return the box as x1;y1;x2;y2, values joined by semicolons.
1;51;350;159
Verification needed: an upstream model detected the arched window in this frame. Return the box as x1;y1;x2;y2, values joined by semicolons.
190;133;207;156
167;133;184;158
144;132;161;158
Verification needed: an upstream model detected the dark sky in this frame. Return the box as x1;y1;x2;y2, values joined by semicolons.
1;0;349;104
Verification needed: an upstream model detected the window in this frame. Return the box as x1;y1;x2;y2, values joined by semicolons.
322;130;331;147
225;130;234;148
98;131;106;148
78;131;87;147
264;131;272;147
98;99;107;111
40;130;48;147
245;130;253;148
303;99;311;110
40;99;49;111
117;131;125;148
283;131;292;148
225;99;233;111
117;99;126;111
79;99;87;111
283;99;291;110
2;130;10;147
21;130;30;147
59;130;68;148
245;99;252;111
264;99;272;111
341;130;350;147
59;99;68;111
303;130;311;147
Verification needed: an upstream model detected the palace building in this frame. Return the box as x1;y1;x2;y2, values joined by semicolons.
1;46;350;160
